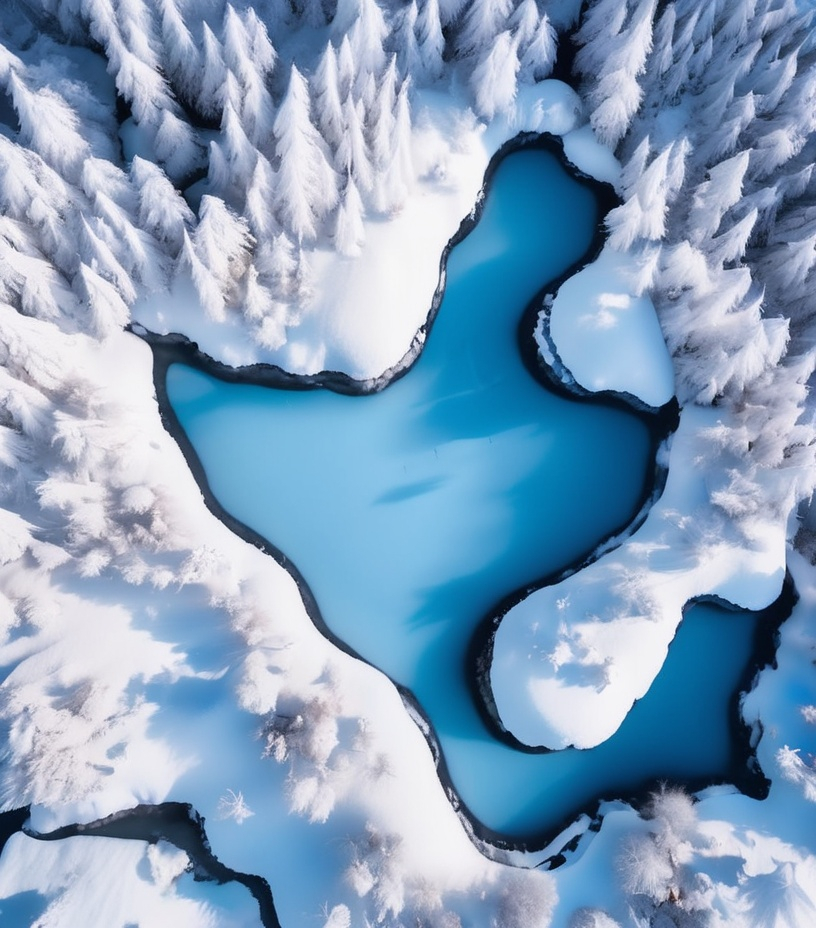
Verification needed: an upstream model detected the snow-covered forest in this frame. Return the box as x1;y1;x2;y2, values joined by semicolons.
1;0;816;925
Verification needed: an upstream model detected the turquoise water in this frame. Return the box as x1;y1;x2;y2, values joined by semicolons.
163;146;692;841
443;600;760;839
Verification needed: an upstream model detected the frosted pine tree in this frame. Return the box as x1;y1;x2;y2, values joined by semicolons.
470;30;519;120
455;0;514;60
199;24;228;120
272;65;339;242
244;155;278;241
130;156;194;253
334;176;366;257
509;0;540;48
575;0;657;148
391;1;423;79
222;5;256;88
257;231;299;299
383;79;414;210
208;100;257;204
7;71;88;179
336;35;356;99
176;229;225;322
312;43;346;151
366;56;398;212
225;6;278;148
347;0;389;89
155;0;200;106
415;0;445;82
518;11;556;83
336;96;374;195
193;195;253;306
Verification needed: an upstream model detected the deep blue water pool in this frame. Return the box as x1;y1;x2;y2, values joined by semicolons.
159;142;767;845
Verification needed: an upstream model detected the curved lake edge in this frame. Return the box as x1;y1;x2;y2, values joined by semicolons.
22;802;281;927
0;806;30;858
517;574;798;866
135;133;682;861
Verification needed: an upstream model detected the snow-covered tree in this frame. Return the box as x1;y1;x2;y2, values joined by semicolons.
155;0;200;106
382;78;414;210
575;0;658;148
77;215;137;305
366;55;398;210
333;176;366;256
130;156;194;253
7;70;88;179
312;43;345;150
347;0;389;88
335;96;373;194
469;30;519;120
193;195;253;304
271;65;339;242
335;34;356;100
175;228;225;322
198;23;228;120
222;4;255;85
208;101;257;204
243;154;278;241
606;140;687;251
518;11;556;83
238;13;278;146
73;263;130;338
256;231;299;298
391;1;423;79
152;108;202;181
687;150;752;244
415;0;446;82
456;0;513;60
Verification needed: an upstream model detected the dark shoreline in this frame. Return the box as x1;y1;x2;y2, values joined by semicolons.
25;803;282;927
136;132;787;864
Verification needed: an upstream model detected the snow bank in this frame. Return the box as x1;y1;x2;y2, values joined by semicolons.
0;833;261;927
0;325;557;924
546;566;816;928
490;403;787;749
135;80;593;382
136;76;674;414
544;246;675;407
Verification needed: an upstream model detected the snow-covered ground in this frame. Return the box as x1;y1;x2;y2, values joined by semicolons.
0;832;264;927
1;0;816;926
135;79;597;380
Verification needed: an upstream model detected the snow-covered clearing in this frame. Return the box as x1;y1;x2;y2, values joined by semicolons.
0;832;263;927
490;401;787;750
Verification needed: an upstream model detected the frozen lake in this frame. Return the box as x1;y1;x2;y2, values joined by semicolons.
159;142;759;844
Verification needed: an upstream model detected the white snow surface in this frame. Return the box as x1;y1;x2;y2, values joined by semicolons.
135;78;674;411
0;833;262;927
136;80;617;382
545;245;675;406
0;331;553;925
491;403;788;749
548;551;816;927
1;22;815;928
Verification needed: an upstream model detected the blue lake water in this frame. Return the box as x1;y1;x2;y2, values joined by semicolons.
161;144;764;844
